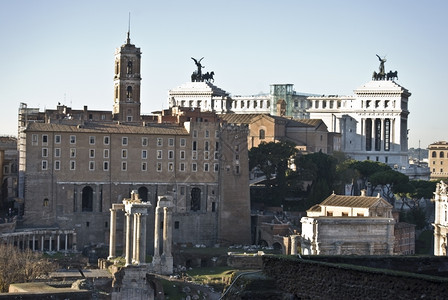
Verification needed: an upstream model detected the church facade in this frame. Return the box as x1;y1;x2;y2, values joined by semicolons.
17;34;251;251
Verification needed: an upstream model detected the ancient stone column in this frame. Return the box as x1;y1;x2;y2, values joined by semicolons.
125;212;132;266
108;208;117;259
139;213;147;264
72;231;77;251
41;235;44;252
290;235;299;255
153;206;162;263
49;235;53;251
57;234;60;251
132;213;138;263
65;233;68;253
162;206;172;258
134;213;141;265
32;235;36;251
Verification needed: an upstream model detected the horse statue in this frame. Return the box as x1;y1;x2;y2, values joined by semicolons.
386;70;398;81
202;71;215;82
372;71;385;81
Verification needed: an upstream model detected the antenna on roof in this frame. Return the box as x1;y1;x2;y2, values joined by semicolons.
126;12;131;44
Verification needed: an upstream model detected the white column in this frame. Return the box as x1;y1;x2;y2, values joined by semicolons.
134;213;141;265
162;207;172;258
57;234;60;251
32;235;36;251
65;233;68;253
49;235;52;251
153;206;162;263
41;235;44;252
290;235;299;255
132;213;138;263
108;209;117;259
125;212;132;266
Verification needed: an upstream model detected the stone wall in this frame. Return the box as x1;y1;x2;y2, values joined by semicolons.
262;256;448;299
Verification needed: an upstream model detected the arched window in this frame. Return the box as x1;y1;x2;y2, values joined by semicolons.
259;129;265;140
115;61;119;74
126;86;132;98
82;186;93;212
138;187;148;203
127;61;133;74
191;187;201;211
441;152;445;158
432;151;437;158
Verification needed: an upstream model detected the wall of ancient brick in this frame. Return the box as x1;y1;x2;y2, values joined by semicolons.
262;256;448;299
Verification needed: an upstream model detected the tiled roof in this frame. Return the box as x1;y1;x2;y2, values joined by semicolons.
218;114;324;129
218;114;267;124
319;193;392;209
25;122;189;135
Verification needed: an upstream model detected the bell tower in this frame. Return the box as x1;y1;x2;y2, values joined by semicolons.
113;29;142;122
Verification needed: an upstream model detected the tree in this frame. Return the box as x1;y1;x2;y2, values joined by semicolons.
249;141;298;189
296;151;337;208
0;245;58;292
370;169;409;204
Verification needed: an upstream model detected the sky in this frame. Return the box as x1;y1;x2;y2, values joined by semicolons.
0;0;447;149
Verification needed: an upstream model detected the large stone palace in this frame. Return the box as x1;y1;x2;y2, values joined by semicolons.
16;32;251;251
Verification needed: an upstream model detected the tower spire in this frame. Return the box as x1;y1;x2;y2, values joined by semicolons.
126;12;131;44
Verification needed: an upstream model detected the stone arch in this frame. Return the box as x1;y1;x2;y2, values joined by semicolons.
276;99;286;116
258;239;268;247
82;186;93;212
138;186;148;202
272;242;283;254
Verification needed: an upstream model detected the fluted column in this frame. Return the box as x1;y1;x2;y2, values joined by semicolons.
162;207;172;258
125;212;132;266
132;213;138;263
134;213;141;265
108;208;117;259
153;206;162;263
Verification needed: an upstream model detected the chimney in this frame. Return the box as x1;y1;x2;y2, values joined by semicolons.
361;189;366;197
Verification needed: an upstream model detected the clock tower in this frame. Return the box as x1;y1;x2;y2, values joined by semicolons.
113;30;142;122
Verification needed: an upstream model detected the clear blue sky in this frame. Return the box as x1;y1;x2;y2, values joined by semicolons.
0;0;446;149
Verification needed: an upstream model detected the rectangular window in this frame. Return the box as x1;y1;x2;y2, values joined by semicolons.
70;135;76;144
122;149;127;159
192;141;197;151
192;163;197;172
103;161;109;171
235;165;240;174
142;162;147;171
215;141;219;151
180;138;186;147
54;148;61;157
89;136;95;145
193;130;198;138
157;138;163;146
32;134;38;146
204;151;209;160
122;161;127;171
157;150;162;159
215;130;219;138
54;160;60;170
180;186;185;195
142;137;148;146
214;151;219;160
180;163;185;172
205;130;209;138
157;162;162;172
70;160;76;170
142;150;147;159
42;160;48;170
168;150;174;159
174;221;180;229
42;148;48;157
70;148;76;158
169;138;174;146
192;151;197;160
204;163;209;172
205;141;209;151
55;135;61;144
180;150;185;160
42;135;48;145
89;149;95;158
104;136;110;145
214;163;219;172
104;149;109;158
168;162;174;172
89;161;95;171
122;137;128;146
